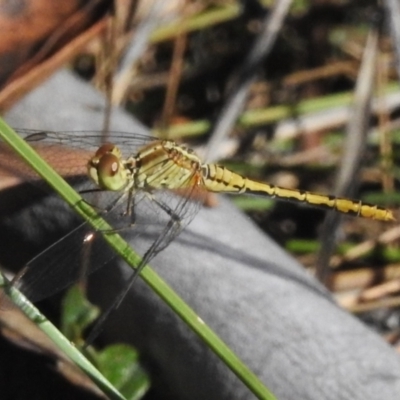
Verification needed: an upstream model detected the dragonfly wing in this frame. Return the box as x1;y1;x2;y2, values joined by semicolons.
16;187;139;302
18;221;109;302
14;175;203;304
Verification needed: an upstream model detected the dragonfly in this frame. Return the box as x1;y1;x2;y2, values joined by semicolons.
0;130;394;330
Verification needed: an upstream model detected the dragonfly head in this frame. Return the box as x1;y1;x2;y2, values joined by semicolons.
87;143;129;191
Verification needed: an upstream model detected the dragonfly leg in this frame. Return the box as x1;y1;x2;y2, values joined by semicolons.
97;193;138;235
80;186;131;216
122;191;137;228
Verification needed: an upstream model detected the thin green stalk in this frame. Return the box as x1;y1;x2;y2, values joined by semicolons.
0;120;277;400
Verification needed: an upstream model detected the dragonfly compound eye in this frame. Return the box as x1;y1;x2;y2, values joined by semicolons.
88;143;116;171
98;153;119;177
87;143;128;190
94;153;128;191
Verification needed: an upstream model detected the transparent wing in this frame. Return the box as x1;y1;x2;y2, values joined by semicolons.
20;188;203;302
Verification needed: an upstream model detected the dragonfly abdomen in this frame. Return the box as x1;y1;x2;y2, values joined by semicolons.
202;164;394;221
247;181;394;221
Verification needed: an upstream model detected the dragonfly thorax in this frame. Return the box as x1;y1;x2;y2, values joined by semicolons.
133;140;202;190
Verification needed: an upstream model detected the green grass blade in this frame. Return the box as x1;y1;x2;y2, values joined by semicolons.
0;119;277;400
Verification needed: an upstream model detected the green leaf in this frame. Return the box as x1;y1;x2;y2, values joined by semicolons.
97;344;150;400
61;285;100;344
